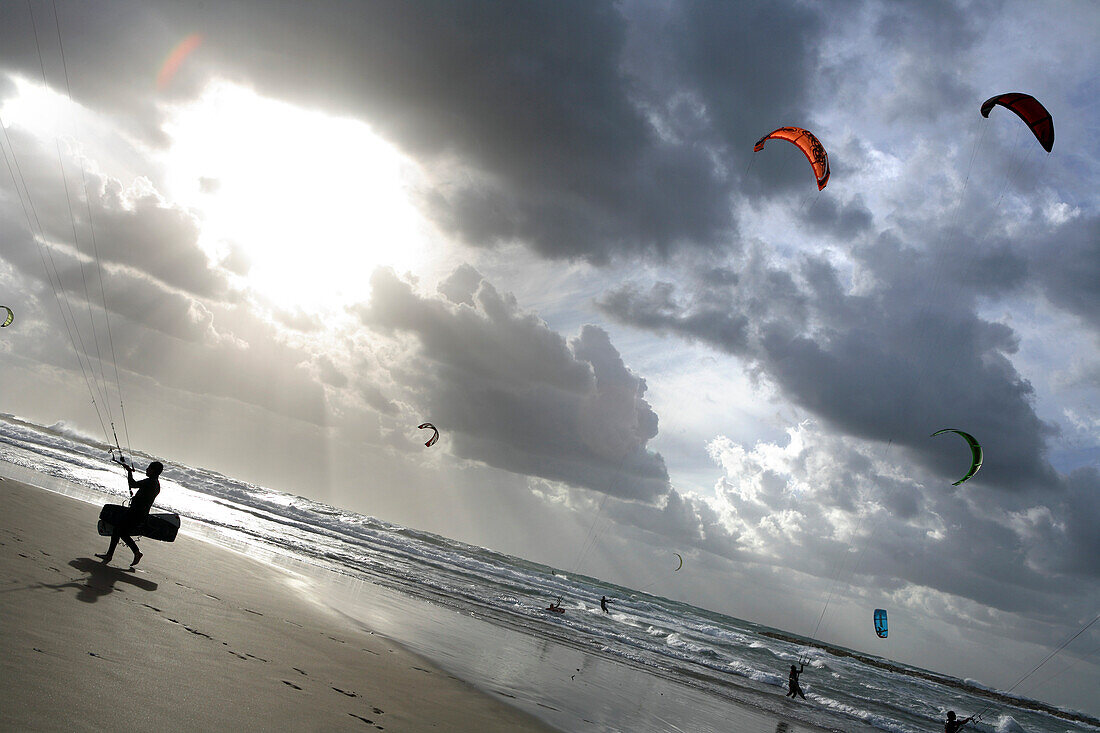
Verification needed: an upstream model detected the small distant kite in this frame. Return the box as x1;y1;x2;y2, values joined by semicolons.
874;609;888;638
418;422;439;448
980;93;1054;153
673;552;683;572
753;126;830;190
931;429;983;486
1;306;13;328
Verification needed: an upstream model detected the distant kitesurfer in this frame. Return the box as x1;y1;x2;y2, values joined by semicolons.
944;711;974;733
785;662;806;699
547;596;564;613
600;595;611;613
96;460;163;567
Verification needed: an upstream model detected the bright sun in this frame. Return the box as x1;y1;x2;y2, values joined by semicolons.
161;80;430;311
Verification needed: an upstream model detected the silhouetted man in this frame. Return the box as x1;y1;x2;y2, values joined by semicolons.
785;662;806;699
944;711;974;733
97;461;163;567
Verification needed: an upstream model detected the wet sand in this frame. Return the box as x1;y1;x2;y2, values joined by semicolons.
0;477;560;731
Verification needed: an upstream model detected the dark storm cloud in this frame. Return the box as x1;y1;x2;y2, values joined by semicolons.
1030;215;1100;329
1052;467;1100;577
3;0;834;263
599;280;752;353
356;267;669;500
600;235;1058;493
799;194;874;239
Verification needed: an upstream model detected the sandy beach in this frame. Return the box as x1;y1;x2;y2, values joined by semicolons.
0;477;560;732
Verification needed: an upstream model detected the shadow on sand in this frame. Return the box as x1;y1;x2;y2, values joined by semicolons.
38;557;158;602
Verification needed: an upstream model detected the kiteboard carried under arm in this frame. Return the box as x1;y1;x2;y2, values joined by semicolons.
97;504;180;542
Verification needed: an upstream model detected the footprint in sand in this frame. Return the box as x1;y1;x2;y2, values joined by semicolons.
281;680;303;690
331;687;357;697
347;713;384;729
292;667;308;676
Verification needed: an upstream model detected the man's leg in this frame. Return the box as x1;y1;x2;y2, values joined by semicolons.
119;533;142;564
98;531;121;560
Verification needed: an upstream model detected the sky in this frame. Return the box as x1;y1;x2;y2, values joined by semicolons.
1;0;1099;716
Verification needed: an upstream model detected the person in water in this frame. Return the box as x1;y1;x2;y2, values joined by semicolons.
97;460;163;567
547;596;564;612
600;595;612;613
785;662;806;699
944;711;974;733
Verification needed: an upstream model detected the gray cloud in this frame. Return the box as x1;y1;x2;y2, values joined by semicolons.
2;0;837;264
693;420;1099;628
357;267;668;500
0;125;228;301
799;194;874;239
1031;215;1100;330
600;236;1059;493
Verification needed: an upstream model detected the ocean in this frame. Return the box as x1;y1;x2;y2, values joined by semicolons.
1;414;1096;733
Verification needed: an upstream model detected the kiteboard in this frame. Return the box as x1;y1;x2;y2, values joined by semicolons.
545;606;565;614
97;503;180;542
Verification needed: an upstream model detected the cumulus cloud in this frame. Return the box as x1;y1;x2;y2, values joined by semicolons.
601;214;1058;493
356;266;668;500
697;420;1099;623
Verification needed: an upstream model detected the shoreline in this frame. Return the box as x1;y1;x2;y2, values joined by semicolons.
0;476;562;731
759;630;1100;729
1;463;842;732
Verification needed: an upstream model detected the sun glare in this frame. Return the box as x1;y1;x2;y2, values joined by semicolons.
161;81;429;311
